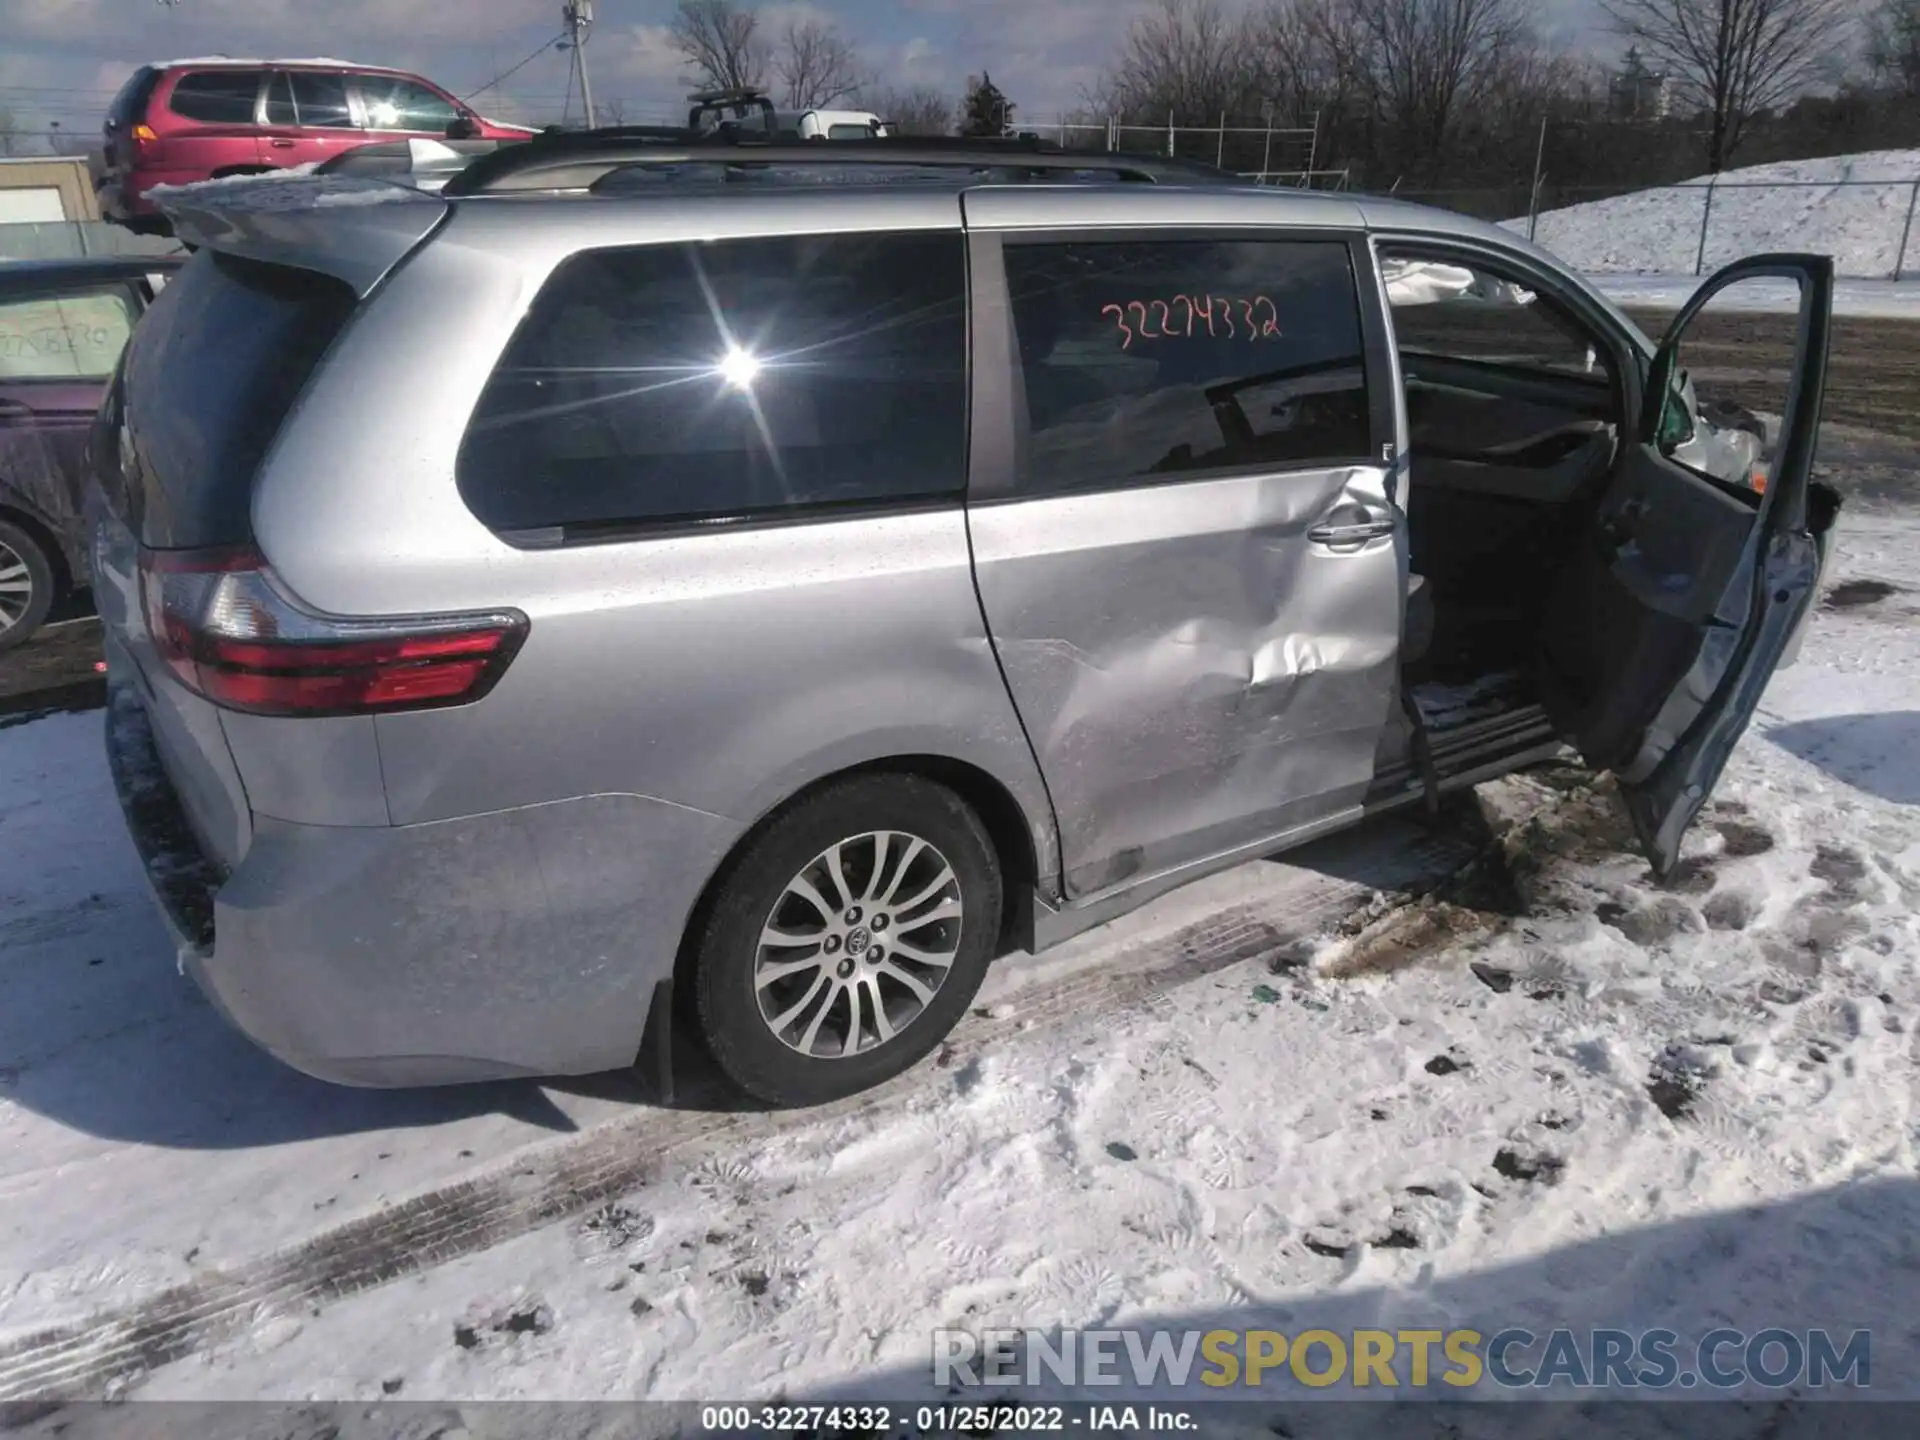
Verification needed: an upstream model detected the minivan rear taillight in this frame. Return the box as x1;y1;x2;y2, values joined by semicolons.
138;546;527;717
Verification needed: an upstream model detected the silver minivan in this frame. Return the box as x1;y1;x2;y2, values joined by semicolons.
93;139;1838;1104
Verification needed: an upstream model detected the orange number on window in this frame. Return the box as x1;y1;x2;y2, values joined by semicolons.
1101;303;1133;349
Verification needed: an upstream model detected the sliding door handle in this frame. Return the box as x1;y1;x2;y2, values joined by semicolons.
1309;517;1397;545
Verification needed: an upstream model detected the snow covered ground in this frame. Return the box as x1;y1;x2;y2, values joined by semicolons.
1586;273;1920;322
3;489;1919;1415
1512;148;1920;282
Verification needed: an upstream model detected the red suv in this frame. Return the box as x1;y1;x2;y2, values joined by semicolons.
98;59;534;231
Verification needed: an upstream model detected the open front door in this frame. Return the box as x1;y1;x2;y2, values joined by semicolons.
1538;254;1837;877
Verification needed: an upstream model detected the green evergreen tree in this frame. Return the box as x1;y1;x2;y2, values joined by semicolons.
960;73;1014;138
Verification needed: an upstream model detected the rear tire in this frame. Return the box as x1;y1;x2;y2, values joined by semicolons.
0;519;54;653
692;774;1001;1107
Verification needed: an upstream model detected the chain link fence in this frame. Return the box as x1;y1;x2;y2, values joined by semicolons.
999;116;1920;280
1021;111;1329;181
1392;177;1920;281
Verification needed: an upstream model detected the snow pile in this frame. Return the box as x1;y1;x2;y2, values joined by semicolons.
1512;148;1920;280
122;655;1920;1408
149;166;437;216
145;162;321;199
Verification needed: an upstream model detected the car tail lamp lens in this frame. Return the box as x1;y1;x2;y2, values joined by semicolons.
131;122;160;155
138;545;527;717
1750;463;1768;494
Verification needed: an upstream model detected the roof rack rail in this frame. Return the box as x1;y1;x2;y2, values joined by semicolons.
440;132;1239;197
686;86;772;105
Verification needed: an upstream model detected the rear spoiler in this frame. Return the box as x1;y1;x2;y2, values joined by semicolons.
153;172;450;298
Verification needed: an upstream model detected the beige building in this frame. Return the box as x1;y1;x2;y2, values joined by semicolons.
0;155;101;224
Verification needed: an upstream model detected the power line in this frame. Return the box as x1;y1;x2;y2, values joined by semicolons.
464;31;567;102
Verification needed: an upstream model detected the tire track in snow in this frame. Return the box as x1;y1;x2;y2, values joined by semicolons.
0;817;1492;1404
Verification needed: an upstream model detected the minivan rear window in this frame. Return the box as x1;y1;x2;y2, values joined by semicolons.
119;250;357;549
108;67;161;129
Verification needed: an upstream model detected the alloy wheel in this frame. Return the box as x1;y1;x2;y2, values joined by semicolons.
753;829;965;1060
0;536;35;636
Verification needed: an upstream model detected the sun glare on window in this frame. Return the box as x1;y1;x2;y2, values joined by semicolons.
716;346;761;389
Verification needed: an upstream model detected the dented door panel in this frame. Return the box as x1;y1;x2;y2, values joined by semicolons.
970;464;1402;896
960;212;1406;899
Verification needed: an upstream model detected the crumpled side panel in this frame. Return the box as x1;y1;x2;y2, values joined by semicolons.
971;465;1403;896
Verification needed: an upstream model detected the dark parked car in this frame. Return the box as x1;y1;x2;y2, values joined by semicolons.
97;59;536;232
0;256;181;650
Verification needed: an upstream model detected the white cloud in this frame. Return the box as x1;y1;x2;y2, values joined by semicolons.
759;1;845;30
599;22;689;108
886;0;1160;113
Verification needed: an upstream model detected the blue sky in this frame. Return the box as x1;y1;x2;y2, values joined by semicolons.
0;0;1617;141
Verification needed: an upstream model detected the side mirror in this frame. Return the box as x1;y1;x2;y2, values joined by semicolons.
446;114;481;140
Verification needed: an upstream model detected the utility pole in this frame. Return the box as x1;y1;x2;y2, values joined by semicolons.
564;0;596;129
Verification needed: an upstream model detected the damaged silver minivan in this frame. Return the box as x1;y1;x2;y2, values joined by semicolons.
92;140;1838;1104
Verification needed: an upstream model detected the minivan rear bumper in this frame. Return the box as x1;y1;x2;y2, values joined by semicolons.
105;677;221;962
98;168;202;221
107;677;742;1088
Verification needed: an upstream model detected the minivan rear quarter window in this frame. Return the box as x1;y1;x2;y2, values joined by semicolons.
457;230;968;539
116;250;358;549
1003;238;1372;496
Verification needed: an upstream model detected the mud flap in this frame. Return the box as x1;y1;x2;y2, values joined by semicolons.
636;978;675;1105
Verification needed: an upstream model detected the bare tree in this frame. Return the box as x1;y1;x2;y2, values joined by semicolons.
671;0;767;92
772;16;869;108
1867;0;1920;94
1600;0;1856;170
1245;0;1371;125
1346;0;1534;173
863;85;956;135
1092;0;1255;127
